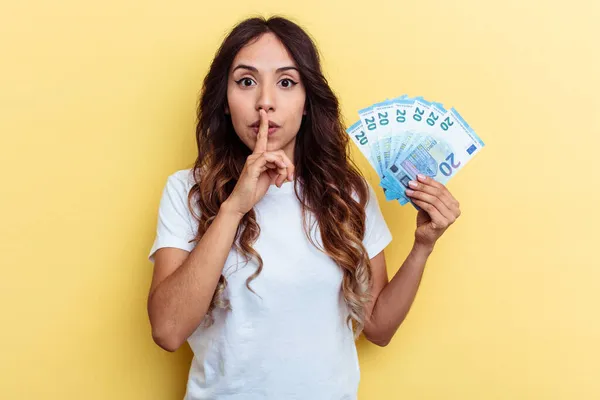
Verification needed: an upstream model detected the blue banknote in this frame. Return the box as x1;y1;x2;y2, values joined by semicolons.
348;97;485;207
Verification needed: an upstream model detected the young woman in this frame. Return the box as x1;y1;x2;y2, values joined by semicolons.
147;15;461;400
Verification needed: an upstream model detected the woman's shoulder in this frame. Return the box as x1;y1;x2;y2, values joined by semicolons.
165;167;196;194
159;167;202;221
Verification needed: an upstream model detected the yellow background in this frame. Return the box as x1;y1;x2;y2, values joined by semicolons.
1;0;598;398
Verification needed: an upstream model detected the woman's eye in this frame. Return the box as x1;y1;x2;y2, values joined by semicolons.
279;78;297;88
236;78;256;87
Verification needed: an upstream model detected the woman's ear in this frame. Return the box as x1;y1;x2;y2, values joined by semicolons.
225;104;230;115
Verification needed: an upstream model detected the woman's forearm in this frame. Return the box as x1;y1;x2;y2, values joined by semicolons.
148;201;243;351
368;243;433;346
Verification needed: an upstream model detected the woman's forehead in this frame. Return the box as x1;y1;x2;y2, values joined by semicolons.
232;33;297;72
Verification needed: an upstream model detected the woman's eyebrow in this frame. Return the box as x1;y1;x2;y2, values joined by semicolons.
231;64;299;73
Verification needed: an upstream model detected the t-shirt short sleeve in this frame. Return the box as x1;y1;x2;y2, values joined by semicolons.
148;169;197;263
363;181;393;259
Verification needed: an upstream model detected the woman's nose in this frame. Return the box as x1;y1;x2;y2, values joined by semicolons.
256;85;275;112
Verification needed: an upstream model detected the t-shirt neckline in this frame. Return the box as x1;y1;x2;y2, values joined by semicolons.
265;180;296;196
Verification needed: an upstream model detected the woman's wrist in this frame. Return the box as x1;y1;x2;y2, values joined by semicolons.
220;200;245;221
412;241;435;257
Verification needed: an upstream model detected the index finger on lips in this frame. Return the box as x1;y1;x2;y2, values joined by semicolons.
253;109;269;154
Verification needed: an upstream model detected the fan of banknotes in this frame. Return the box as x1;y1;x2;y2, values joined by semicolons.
346;95;485;207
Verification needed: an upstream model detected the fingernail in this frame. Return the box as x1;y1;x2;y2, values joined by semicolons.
417;174;426;181
408;181;418;188
405;189;414;195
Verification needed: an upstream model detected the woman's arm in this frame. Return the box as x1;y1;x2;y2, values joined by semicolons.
147;202;243;352
363;174;461;346
362;244;433;347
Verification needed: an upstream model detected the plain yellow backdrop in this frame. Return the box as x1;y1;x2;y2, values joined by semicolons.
1;0;599;398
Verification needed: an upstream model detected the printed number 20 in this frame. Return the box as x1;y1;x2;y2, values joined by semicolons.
396;109;406;123
355;131;368;145
413;107;425;122
378;112;389;126
439;153;461;176
440;117;454;131
365;117;376;130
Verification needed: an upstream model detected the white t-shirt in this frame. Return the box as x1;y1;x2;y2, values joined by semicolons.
148;168;393;400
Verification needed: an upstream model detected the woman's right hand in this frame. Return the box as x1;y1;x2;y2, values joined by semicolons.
222;109;295;217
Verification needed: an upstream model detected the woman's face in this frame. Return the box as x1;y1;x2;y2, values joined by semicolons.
226;32;306;163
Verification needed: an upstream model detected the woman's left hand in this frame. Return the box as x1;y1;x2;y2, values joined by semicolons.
404;174;461;249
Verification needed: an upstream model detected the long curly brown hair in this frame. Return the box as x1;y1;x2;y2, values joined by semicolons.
187;15;374;338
